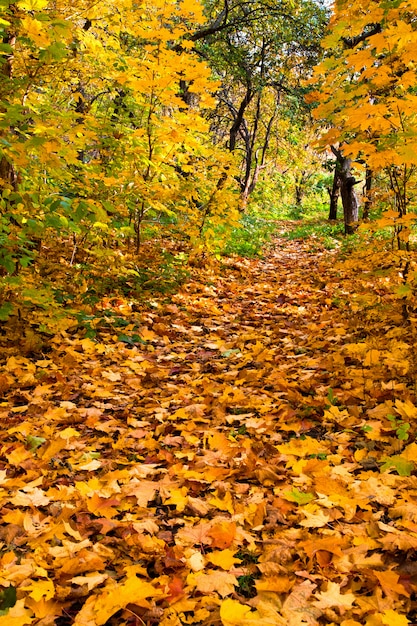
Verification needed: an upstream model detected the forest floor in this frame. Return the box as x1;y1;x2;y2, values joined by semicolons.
1;232;417;626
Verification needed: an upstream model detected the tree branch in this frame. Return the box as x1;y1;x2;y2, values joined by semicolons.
342;23;382;49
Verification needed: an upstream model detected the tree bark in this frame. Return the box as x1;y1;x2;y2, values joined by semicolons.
362;165;372;220
327;165;340;220
0;20;17;193
331;146;359;234
228;83;254;152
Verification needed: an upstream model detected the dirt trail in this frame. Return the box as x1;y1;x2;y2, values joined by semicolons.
1;238;416;625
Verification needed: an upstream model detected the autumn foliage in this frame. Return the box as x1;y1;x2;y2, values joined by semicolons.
309;0;417;233
1;231;417;625
0;0;238;290
2;0;417;624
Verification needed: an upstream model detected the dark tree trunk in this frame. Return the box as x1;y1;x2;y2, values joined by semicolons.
229;83;253;152
331;146;359;234
0;25;17;193
327;166;340;220
295;175;304;206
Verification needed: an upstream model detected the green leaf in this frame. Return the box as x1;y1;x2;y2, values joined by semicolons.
327;388;337;405
19;255;34;268
0;43;13;54
26;435;47;451
0;256;15;274
221;348;240;357
283;488;315;505
380;455;414;477
81;451;101;460
118;334;146;345
43;42;68;61
0;585;17;616
396;284;412;298
0;302;13;320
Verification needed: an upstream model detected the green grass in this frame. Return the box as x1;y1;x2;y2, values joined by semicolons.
282;220;345;249
220;213;277;257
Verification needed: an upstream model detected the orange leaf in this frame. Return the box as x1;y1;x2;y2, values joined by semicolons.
166;576;185;603
372;570;410;598
208;521;237;549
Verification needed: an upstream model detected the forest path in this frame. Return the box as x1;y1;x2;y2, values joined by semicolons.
1;236;416;626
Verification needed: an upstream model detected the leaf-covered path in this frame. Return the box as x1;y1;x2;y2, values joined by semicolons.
1;237;417;626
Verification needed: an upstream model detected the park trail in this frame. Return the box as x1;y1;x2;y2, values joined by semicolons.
1;235;417;626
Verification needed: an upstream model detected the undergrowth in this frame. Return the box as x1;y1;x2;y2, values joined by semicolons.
219;213;276;257
282;220;345;249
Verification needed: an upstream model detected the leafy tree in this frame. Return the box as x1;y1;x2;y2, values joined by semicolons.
308;0;417;235
0;0;239;281
194;0;328;209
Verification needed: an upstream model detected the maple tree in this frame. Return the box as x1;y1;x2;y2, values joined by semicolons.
0;0;239;281
308;0;417;234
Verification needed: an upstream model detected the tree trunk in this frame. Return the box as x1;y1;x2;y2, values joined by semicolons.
229;83;253;152
327;166;340;220
295;175;304;206
0;23;17;194
331;146;359;234
362;165;372;220
295;171;311;207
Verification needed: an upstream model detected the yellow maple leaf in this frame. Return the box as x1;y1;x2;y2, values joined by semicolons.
59;427;80;440
25;596;61;619
71;572;108;591
299;506;331;528
11;487;50;507
101;370;121;382
323;405;350;423
188;571;238;597
381;609;409;626
75;578;163;625
220;598;284;626
372;570;409;598
277;438;328;458
140;327;158;341
220;599;258;626
22;578;55;602
20;16;51;48
4;445;32;466
17;0;48;8
364;349;381;366
207;549;241;570
255;575;294;593
209;490;234;514
394;399;417;420
86;493;120;519
163;486;188;512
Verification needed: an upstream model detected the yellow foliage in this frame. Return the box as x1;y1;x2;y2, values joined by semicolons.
310;0;417;184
